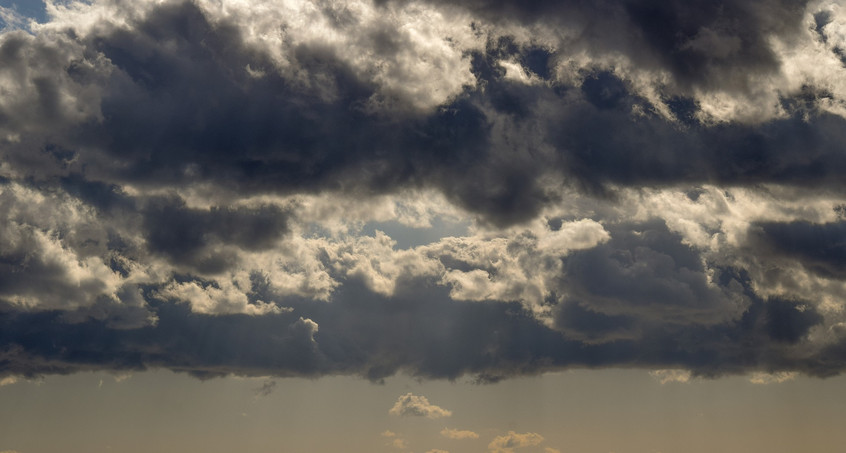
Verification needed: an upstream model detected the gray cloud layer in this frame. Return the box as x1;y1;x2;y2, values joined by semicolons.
2;0;846;382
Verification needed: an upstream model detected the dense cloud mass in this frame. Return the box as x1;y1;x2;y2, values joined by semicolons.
3;0;846;382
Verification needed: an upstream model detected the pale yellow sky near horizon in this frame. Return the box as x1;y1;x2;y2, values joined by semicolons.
1;368;845;453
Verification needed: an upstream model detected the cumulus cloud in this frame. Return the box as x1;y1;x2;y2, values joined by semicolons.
390;393;453;418
441;428;479;439
488;431;544;453
1;0;846;385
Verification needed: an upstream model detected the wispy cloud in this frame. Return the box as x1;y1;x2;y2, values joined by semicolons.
748;372;799;385
253;379;277;397
441;428;479;439
488;431;544;453
650;369;693;385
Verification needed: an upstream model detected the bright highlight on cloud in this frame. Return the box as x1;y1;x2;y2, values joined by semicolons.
650;369;694;385
2;0;846;385
389;393;452;418
748;371;799;385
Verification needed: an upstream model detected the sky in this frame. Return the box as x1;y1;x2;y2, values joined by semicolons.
2;0;846;451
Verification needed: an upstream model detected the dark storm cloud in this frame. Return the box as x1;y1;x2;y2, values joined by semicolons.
387;0;807;91
142;197;291;274
553;301;639;343
750;220;846;278
558;220;739;323
60;1;536;224
4;0;841;225
549;220;750;349
78;1;383;190
0;273;842;382
534;70;846;194
49;1;500;218
2;0;846;383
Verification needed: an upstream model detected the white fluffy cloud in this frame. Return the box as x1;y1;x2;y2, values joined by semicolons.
389;393;452;418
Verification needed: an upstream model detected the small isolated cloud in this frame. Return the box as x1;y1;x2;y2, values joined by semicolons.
382;430;408;450
650;369;693;384
0;376;19;387
389;393;452;418
488;431;544;453
253;379;277;397
441;428;479;439
748;371;798;385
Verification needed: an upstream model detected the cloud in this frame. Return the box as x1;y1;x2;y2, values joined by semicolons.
441;428;479;440
1;0;846;385
382;430;409;450
748;220;846;278
253;379;277;397
488;431;544;453
0;6;28;31
113;373;132;383
390;438;408;450
748;371;798;385
650;369;693;385
390;393;453;418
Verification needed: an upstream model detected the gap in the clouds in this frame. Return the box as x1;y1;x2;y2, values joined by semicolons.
0;0;47;24
362;217;471;249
